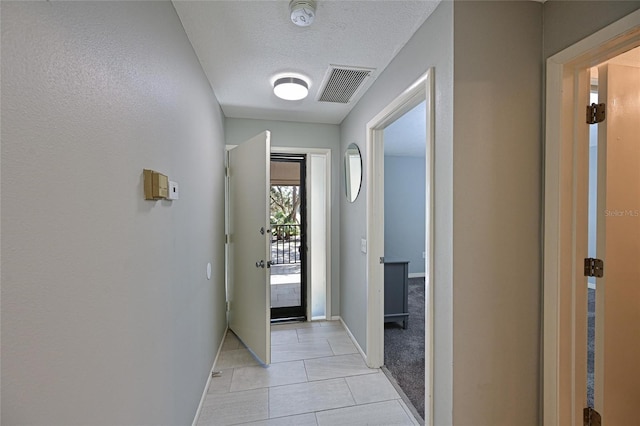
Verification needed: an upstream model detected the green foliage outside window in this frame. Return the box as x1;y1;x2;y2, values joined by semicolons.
270;185;300;239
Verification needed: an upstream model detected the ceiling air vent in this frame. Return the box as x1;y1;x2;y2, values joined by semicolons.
317;65;375;104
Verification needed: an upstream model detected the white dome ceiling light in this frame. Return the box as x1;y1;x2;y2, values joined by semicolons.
289;0;316;27
273;77;309;101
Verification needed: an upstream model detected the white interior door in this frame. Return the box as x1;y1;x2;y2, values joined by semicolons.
228;131;271;365
594;62;640;425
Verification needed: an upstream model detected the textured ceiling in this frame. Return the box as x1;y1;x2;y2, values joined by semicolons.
173;1;440;124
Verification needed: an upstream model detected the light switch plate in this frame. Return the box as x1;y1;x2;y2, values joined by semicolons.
360;238;367;253
168;181;179;200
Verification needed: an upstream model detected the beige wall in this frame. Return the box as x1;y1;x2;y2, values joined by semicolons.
543;0;640;58
340;1;545;424
452;2;542;425
1;2;227;424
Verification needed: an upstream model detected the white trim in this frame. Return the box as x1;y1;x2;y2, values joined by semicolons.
324;153;332;320
365;68;435;426
408;272;426;279
192;328;228;426
271;146;332;155
424;69;436;426
271;146;332;320
543;10;640;426
337;316;367;361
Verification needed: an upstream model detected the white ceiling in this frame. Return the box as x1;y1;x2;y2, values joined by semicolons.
172;0;440;125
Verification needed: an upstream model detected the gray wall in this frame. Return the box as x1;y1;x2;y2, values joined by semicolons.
1;2;227;424
452;2;542;425
384;156;426;275
339;2;455;424
224;118;341;315
341;1;544;425
543;0;640;58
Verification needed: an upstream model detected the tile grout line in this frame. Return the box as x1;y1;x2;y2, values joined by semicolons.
266;386;271;421
343;373;358;405
381;366;424;425
303;357;310;382
327;337;337;356
312;397;402;420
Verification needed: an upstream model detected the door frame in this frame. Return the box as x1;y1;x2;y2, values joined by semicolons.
269;153;308;321
225;145;332;322
270;146;332;322
365;68;435;424
543;10;640;426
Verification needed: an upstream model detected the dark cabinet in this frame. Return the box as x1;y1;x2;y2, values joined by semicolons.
384;260;409;329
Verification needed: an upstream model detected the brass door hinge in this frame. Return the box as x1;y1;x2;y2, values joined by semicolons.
587;103;606;124
584;258;604;278
583;407;602;426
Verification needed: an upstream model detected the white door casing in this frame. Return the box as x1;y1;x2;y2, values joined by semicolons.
271;146;332;321
227;131;271;365
366;68;435;425
543;10;640;426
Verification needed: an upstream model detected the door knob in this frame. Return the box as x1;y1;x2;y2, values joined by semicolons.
255;260;265;268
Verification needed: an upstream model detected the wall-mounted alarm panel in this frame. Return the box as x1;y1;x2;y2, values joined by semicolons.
144;169;168;200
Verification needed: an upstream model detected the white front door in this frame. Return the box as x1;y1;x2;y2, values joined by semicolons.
227;131;271;365
592;62;640;425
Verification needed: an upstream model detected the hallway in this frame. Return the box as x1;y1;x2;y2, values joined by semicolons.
196;321;420;425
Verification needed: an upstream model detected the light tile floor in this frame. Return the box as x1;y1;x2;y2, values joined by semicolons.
197;321;420;426
270;264;300;308
270;283;300;308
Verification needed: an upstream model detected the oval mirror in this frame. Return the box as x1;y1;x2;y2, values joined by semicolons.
344;143;362;202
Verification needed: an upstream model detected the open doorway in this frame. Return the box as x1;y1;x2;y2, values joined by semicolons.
585;46;640;421
382;100;427;419
270;154;307;322
224;138;331;368
365;68;435;424
543;13;640;425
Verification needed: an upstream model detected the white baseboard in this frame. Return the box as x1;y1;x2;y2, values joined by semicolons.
408;272;426;278
337;316;368;363
192;328;228;426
